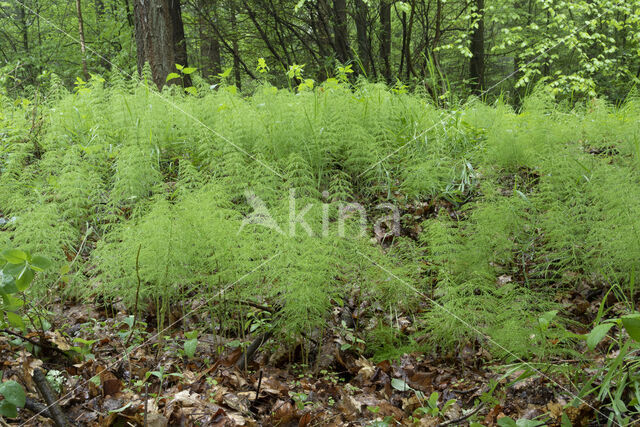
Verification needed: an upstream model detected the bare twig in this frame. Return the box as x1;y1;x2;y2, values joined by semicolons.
0;329;70;358
438;403;485;427
254;370;263;406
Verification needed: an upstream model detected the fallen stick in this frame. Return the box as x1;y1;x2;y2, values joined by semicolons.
437;403;485;427
32;368;69;427
24;397;53;419
0;329;71;358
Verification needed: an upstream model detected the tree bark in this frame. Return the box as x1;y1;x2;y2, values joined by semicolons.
133;0;191;88
333;0;350;64
469;0;485;94
76;0;90;80
434;0;442;48
379;0;392;83
197;0;221;77
398;5;406;77
354;0;371;76
199;25;221;78
311;2;330;52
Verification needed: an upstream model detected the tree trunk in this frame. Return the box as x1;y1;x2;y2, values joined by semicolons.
133;0;191;89
76;0;90;80
354;0;371;76
379;0;391;83
199;24;221;78
333;0;350;64
312;1;332;52
197;0;221;78
267;0;294;65
434;0;442;48
469;0;485;94
309;0;331;80
398;6;406;77
405;0;416;80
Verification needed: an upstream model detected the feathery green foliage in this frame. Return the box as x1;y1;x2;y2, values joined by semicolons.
1;76;640;366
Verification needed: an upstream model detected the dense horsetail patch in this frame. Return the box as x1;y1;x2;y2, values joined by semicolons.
1;77;639;361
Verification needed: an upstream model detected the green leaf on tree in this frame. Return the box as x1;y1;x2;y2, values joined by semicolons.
166;73;180;82
30;255;52;271
6;311;24;329
15;265;34;291
1;249;28;264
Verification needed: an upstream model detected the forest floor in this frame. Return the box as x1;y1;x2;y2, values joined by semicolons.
2;292;601;427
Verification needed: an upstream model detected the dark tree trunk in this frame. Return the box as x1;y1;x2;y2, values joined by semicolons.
398;6;406;77
311;1;332;54
198;0;221;78
379;0;391;83
405;0;416;80
133;0;191;89
309;0;331;80
434;0;442;48
266;0;294;64
469;0;485;94
354;0;371;76
333;0;350;64
200;26;221;78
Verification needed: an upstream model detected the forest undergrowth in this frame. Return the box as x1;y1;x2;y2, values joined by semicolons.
1;73;640;425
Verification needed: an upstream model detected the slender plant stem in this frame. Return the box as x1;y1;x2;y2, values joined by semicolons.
125;244;142;349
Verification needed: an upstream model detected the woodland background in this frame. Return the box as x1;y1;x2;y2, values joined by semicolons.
1;0;639;101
